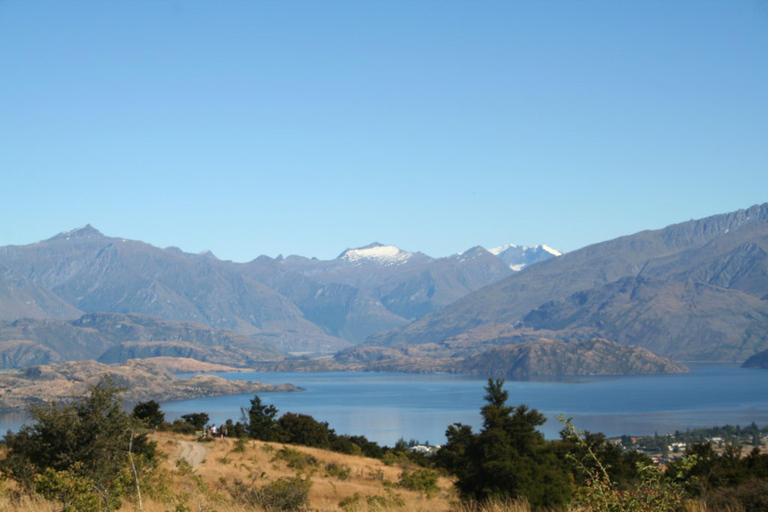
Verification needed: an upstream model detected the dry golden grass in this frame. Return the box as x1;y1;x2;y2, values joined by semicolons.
0;431;457;511
0;434;745;512
157;431;456;511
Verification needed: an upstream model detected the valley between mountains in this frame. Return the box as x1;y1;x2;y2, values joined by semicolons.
2;203;768;408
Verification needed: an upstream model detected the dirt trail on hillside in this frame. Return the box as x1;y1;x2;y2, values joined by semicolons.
173;440;209;467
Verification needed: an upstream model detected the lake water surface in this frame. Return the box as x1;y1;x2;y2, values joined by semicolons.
3;365;767;446
162;365;768;445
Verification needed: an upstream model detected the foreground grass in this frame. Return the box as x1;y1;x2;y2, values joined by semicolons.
0;431;741;512
2;430;456;511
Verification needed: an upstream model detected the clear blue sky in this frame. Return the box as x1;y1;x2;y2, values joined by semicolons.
2;1;767;261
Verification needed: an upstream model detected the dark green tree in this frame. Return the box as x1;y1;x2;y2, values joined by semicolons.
277;412;332;448
242;394;279;441
180;412;209;431
132;400;165;429
435;379;572;509
0;377;156;509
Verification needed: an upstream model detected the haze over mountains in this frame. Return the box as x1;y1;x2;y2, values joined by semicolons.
0;227;556;367
2;203;767;373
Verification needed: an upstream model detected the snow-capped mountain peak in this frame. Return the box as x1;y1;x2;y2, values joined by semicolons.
338;243;414;266
488;243;518;256
488;243;562;271
540;244;563;257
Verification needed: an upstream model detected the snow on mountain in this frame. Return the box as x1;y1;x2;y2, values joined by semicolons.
337;243;415;266
539;245;563;257
488;243;562;271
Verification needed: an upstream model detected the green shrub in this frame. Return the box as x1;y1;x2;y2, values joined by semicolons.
169;418;197;435
398;468;440;498
325;462;351;480
34;463;112;512
232;437;248;453
368;489;405;509
561;416;696;512
272;446;319;471
0;377;156;510
230;476;312;511
339;492;361;510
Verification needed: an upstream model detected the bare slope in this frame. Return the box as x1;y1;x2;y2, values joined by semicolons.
0;312;283;369
371;204;768;362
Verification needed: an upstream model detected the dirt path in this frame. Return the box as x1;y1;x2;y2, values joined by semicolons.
173;440;209;468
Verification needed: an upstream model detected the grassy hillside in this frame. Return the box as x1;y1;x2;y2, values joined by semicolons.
0;431;458;512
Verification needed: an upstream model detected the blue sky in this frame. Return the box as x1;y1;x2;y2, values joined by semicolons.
2;1;767;262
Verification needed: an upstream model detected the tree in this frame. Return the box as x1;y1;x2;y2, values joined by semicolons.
277;412;332;448
0;376;156;510
435;378;572;509
242;394;279;441
132;400;165;429
180;412;209;431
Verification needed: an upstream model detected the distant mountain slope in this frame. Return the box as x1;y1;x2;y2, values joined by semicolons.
371;204;768;362
742;349;768;369
0;312;282;368
521;277;768;361
239;256;409;343
456;338;689;379
0;226;351;352
0;266;83;321
0;228;552;354
281;243;517;320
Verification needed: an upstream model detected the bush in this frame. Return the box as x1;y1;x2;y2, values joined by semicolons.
0;377;156;510
180;412;209;431
325;462;351;480
561;416;695;512
33;464;107;512
331;435;363;456
231;476;312;511
272;447;319;471
277;412;332;448
398;468;440;498
169;418;197;435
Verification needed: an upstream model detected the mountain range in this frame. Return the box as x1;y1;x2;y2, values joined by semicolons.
3;203;767;373
0;227;558;367
370;203;768;363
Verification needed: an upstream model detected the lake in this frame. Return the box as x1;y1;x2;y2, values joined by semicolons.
3;365;767;446
162;364;768;445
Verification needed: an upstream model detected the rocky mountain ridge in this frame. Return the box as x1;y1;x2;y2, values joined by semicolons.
371;203;768;362
0;227;559;355
246;337;688;378
0;312;283;368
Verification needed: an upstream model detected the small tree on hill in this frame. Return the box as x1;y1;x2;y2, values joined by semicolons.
242;394;279;441
278;412;333;448
181;412;209;431
435;378;572;509
132;400;165;429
